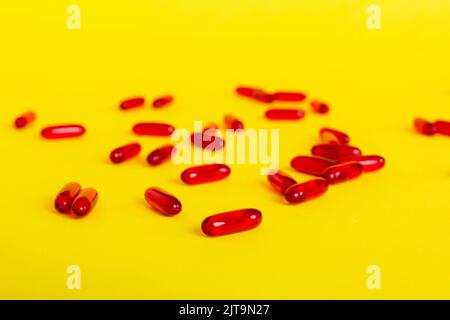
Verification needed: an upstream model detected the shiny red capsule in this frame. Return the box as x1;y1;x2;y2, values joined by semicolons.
201;208;262;237
181;164;231;185
54;182;82;213
15;111;36;129
284;179;329;204
267;170;297;194
133;122;175;136
236;87;273;103
337;155;385;172
71;188;98;217
311;100;329;114
120;97;145;110
147;144;175;166
41;125;85;139
144;187;181;216
414;118;436;136
265;109;305;120
322;162;364;184
224;115;244;131
110;143;141;164
191;127;225;150
272;92;306;102
236;86;259;97
435;120;450;136
311;144;362;160
290;156;335;176
152;95;173;108
320;128;350;145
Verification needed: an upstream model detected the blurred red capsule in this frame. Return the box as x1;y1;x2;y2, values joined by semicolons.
201;208;262;237
41;125;85;139
435;120;450;136
284;179;329;204
267;170;297;194
133;122;175;136
54;182;82;213
320;128;350;145
110;143;141;164
15;111;36;129
337;155;385;172
181;164;230;185
236;86;259;97
191;127;225;150
224;115;244;131
322;162;364;184
265;109;305;120
152;95;173;108
71;188;98;216
311;144;361;161
144;187;181;216
311;100;329;114
147;145;175;166
272;92;306;102
414;118;436;136
291;156;335;176
120;97;145;110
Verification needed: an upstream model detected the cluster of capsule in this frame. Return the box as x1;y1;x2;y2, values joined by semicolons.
414;118;450;137
268;128;385;204
54;182;98;217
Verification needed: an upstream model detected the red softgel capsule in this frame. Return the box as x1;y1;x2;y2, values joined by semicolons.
110;143;141;164
120;97;145;110
320;128;350;145
311;144;361;161
191;127;225;150
284;179;329;204
147;144;175;166
322;162;364;184
236;86;259;97
41;125;85;139
310;100;329;114
224;115;244;131
290;156;335;176
267;170;297;194
133;122;175;136
414;118;436;136
201;208;262;237
15;111;36;129
265;109;305;120
144;187;182;216
181;164;231;185
152;96;173;108
435;120;450;136
236;87;273;103
272;92;306;102
71;188;98;217
54;182;82;213
337;155;385;172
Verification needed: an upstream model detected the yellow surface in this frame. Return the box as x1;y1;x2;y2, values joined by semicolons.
1;0;450;299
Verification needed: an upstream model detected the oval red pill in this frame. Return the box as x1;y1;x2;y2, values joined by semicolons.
120;97;145;110
144;187;181;216
152;96;173;108
265;109;305;120
133;122;175;136
414;118;436;136
110;143;141;164
320;128;350;145
181;164;231;185
337;155;385;172
41;125;85;139
71;188;98;216
267;170;297;194
284;179;329;204
201;208;262;237
15;111;36;129
147;145;175;166
311;144;361;160
290;156;335;176
272;92;306;102
322;162;364;184
54;182;82;214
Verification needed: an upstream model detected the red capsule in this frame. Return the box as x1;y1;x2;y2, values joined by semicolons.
337;155;385;172
110;143;141;164
320;128;350;145
152;95;173;108
435;120;450;136
181;164;231;185
265;109;305;120
236;87;273;103
224;114;244;131
147;144;175;166
54;182;82;213
272;92;306;102
144;187;181;216
236;86;259;97
133;122;175;136
191;127;225;150
311;144;361;161
15;111;36;129
322;162;364;184
311;100;329;114
201;208;262;237
414;118;436;136
267;170;297;194
41;125;85;139
120;97;145;110
284;179;329;204
290;156;335;176
71;188;98;216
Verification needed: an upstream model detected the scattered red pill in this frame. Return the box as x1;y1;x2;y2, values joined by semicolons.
54;182;82;214
201;208;262;237
284;179;329;204
414;118;436;136
191;127;225;150
133;122;175;136
110;142;141;164
147;144;175;166
272;92;306;102
41;125;85;139
290;156;335;176
181;164;231;185
236;87;273;103
311;144;361;161
120;97;145;110
144;187;181;216
435;120;450;136
71;188;98;217
14;111;36;129
311;100;329;114
265;109;305;120
337;155;385;172
267;170;297;194
152;95;173;108
224;115;244;131
320;128;350;145
322;162;364;184
236;86;259;97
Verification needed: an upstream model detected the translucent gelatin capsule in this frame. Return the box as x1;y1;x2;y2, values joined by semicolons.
265;109;305;120
337;155;385;172
414;118;436;136
181;164;231;185
41;125;85;139
54;182;82;213
152;96;173;108
320;128;350;145
191;127;225;150
290;156;335;176
120;97;145;110
133;122;175;136
144;187;181;216
284;179;329;204
272;92;306;102
224;115;244;130
311;144;361;161
267;170;297;194
435;120;450;136
236;86;259;97
311;100;329;114
201;208;262;237
110;143;141;164
15;111;36;129
71;188;98;216
322;162;364;184
252;91;273;103
147;144;175;166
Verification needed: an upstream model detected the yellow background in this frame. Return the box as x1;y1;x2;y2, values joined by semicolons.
1;0;449;299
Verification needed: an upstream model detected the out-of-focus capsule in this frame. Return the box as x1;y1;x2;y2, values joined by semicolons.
311;144;361;160
15;111;36;129
236;86;259;97
144;187;181;216
41;125;85;139
322;162;364;184
253;90;273;103
267;170;297;194
337;155;385;172
181;164;231;185
290;156;335;176
272;92;306;102
191;127;225;150
414;118;436;136
120;97;145;110
311;100;329;114
320;128;350;145
284;179;329;204
201;208;262;237
147;144;175;166
110;143;141;164
54;182;82;213
265;109;305;120
152;96;173;108
435;120;450;136
133;122;175;136
224;115;244;131
71;188;98;216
